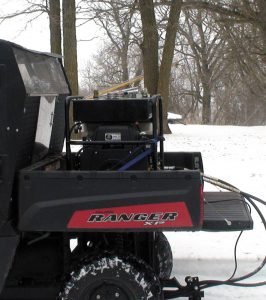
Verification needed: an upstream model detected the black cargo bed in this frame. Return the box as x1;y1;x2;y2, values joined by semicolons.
203;192;253;231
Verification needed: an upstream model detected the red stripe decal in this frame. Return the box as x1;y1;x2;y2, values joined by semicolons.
67;202;193;229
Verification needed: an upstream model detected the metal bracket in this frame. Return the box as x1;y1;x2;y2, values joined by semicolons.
186;276;204;300
162;276;204;299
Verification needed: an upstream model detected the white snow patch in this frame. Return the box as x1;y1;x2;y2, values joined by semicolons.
139;277;148;289
168;112;182;120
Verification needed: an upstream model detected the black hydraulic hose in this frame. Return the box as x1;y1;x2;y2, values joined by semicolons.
203;174;266;206
203;174;240;193
228;196;266;282
242;192;266;206
200;280;266;289
228;230;243;281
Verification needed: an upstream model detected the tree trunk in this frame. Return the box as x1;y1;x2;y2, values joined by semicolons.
201;65;212;124
157;0;182;133
139;0;159;95
196;11;212;125
121;49;129;82
202;84;211;124
62;0;78;95
49;0;61;55
134;53;143;79
257;0;266;62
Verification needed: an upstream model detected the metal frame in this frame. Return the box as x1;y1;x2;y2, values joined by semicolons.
65;95;164;171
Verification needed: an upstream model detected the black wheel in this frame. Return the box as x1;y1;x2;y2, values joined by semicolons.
155;232;173;279
59;254;163;300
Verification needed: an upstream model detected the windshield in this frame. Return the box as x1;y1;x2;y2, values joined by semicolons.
13;47;69;96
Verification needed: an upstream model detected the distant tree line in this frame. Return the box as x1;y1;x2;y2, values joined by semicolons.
1;0;266;129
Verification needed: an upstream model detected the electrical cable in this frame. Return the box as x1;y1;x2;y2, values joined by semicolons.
228;201;251;281
228;230;243;281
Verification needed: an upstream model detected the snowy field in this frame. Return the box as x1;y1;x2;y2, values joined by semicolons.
165;124;266;299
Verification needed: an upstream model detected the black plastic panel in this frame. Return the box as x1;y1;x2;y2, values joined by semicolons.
73;99;153;123
16;97;40;170
0;236;19;294
0;42;26;227
164;152;204;172
203;192;253;231
80;148;148;171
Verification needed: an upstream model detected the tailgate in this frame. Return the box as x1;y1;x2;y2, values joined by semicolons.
18;170;203;232
203;192;253;231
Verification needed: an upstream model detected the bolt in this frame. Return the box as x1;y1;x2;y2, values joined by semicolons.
16;128;19;132
194;286;199;291
96;295;101;299
6;126;10;131
115;292;120;298
186;276;193;283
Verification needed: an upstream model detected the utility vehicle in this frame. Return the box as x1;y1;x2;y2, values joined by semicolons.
0;40;254;300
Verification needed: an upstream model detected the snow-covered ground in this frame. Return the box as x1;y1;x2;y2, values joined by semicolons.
172;259;266;300
165;124;266;299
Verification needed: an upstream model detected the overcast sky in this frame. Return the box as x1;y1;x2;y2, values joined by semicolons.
0;0;100;73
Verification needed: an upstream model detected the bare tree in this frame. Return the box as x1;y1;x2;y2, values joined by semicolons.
177;9;228;124
63;0;78;95
81;41;142;95
79;0;138;82
0;0;48;25
0;0;62;55
183;0;266;58
49;0;61;55
216;21;266;125
157;0;183;127
139;0;182;132
139;0;159;95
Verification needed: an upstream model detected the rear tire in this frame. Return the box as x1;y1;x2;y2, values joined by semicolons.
155;232;173;279
59;254;162;300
